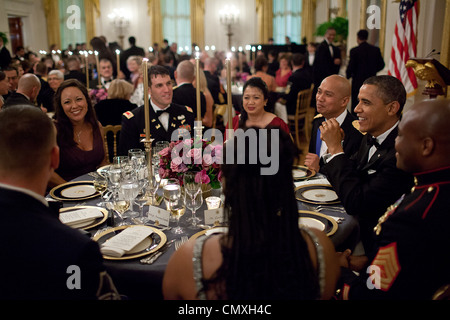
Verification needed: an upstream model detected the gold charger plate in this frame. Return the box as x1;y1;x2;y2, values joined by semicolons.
189;226;228;241
49;181;100;201
298;210;338;237
295;184;340;205
97;165;111;177
292;165;316;181
92;225;167;260
59;206;108;230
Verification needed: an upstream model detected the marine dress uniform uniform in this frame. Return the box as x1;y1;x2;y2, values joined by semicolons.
339;166;450;299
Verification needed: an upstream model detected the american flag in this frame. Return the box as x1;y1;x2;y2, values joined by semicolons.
388;0;419;96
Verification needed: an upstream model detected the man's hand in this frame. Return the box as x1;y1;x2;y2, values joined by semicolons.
320;118;344;155
304;153;320;172
336;249;369;272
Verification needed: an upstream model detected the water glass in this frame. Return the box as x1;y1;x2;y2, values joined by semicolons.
185;190;203;228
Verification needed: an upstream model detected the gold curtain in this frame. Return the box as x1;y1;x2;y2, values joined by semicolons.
43;0;61;49
302;0;316;43
85;0;100;47
191;0;205;49
441;0;450;68
256;0;273;44
148;0;163;46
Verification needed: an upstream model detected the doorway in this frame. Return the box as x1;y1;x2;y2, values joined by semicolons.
8;17;24;54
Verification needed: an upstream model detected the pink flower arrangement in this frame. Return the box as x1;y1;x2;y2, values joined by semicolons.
158;138;223;189
89;88;108;105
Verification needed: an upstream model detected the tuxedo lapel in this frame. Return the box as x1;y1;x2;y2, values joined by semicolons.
358;127;398;172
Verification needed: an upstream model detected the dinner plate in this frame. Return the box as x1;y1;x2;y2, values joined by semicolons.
49;181;100;201
59;206;108;230
92;225;167;260
189;227;228;241
298;210;338;237
292;165;316;181
295;184;340;205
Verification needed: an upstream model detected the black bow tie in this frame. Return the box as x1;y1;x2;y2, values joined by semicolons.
103;78;112;84
367;135;380;148
155;106;171;116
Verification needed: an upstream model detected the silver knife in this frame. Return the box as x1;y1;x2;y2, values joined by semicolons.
140;239;175;264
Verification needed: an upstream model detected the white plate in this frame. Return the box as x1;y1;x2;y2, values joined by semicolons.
60;185;96;199
302;189;338;202
293;169;307;179
298;217;325;231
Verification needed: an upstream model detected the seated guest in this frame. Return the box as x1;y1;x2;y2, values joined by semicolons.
94;79;137;126
267;50;279;77
64;56;86;85
319;75;414;252
0;105;111;299
128;56;145;107
47;69;65;92
91;58;114;90
172;60;206;119
247;56;276;93
4;65;19;93
163;128;340;300
275;53;292;88
232;77;289;134
50;79;108;186
34;61;54;112
126;55;143;84
337;99;450;300
0;71;9;109
118;65;195;154
304;75;362;172
3;73;41;109
203;57;227;105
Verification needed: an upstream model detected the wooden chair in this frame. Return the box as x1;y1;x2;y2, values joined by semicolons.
287;84;314;151
103;125;121;163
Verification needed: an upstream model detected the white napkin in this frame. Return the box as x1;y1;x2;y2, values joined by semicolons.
294;178;331;188
100;226;153;258
59;208;103;227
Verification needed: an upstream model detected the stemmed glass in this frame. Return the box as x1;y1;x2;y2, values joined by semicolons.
107;166;122;201
152;141;169;170
93;175;109;207
146;167;161;206
183;172;202;227
119;178;140;218
163;179;185;234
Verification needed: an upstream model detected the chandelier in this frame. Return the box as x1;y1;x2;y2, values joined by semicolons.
219;5;240;50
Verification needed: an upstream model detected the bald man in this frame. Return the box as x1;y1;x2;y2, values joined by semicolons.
3;73;41;109
305;75;363;172
337;99;450;300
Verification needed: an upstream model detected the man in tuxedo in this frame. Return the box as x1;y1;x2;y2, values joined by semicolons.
64;56;87;85
304;75;362;172
3;73;41;109
118;65;195;155
172;60;206;119
4;66;19;92
0;105;109;299
204;57;227;105
91;58;114;90
319;75;413;252
0;36;12;70
311;27;342;107
280;53;313;116
346;30;385;114
34;61;54;112
121;36;146;80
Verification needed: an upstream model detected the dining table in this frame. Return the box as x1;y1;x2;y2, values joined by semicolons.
49;167;360;300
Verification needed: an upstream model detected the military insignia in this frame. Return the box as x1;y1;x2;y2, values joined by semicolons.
155;124;161;130
374;194;404;235
181;119;186;124
123;111;134;119
352;120;367;135
186;106;193;113
179;124;191;131
178;115;185;120
151;119;156;123
171;123;176;128
370;242;401;292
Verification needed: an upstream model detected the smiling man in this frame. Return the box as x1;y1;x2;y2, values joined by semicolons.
319;75;414;253
118;65;195;155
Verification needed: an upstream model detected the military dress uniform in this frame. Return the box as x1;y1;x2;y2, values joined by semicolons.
339;166;450;299
118;101;195;155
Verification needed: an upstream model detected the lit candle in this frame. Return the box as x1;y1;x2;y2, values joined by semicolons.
94;51;100;87
226;52;233;140
195;51;201;122
238;46;243;73
84;51;89;89
116;49;120;76
143;58;150;140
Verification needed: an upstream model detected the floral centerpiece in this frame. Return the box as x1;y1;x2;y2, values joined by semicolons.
89;87;108;105
158;138;223;189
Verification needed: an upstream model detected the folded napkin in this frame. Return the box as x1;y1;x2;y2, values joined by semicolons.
59;208;103;227
294;178;331;188
100;226;153;258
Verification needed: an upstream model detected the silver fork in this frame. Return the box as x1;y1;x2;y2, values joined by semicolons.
175;236;188;251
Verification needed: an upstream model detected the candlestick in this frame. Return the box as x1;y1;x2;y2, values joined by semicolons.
84;51;89;89
226;53;233;141
116;49;121;76
195;52;201;121
94;51;100;88
141;58;154;186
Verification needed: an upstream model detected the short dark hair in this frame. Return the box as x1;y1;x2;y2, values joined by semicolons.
254;56;268;72
363;75;407;117
243;77;269;100
0;105;55;176
0;71;5;81
148;65;170;85
357;29;369;41
128;36;136;45
291;53;305;67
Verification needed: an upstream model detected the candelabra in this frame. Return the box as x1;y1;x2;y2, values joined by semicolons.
219;5;240;50
108;8;131;48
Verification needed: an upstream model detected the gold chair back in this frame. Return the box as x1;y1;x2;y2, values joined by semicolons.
103;125;121;163
287;84;314;150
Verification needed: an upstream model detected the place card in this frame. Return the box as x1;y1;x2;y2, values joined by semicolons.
147;205;170;227
59;207;103;226
204;207;225;225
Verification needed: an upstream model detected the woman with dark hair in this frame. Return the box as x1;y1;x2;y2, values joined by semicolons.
162;128;340;299
232;77;289;133
275;53;293;88
0;71;9;109
49;79;108;186
247;56;276;92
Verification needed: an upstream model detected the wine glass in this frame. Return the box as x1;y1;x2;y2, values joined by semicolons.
152;141;169;169
135;189;149;222
146;169;161;205
93;175;108;207
119;179;140;218
107;167;122;201
183;172;202;224
163;179;184;234
185;190;203;228
110;200;130;226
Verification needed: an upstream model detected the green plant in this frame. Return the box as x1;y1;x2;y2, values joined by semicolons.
0;32;8;45
315;17;349;43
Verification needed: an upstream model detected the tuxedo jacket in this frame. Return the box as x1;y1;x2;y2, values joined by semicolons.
204;70;227;105
284;67;313;115
36;75;55;112
0;187;104;299
313;40;341;87
3;92;37;109
172;83;206;119
321;126;414;251
118;101;195;155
